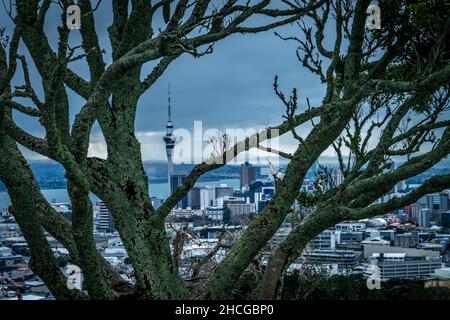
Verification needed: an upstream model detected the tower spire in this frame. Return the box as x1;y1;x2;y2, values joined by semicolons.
168;83;171;122
164;83;175;198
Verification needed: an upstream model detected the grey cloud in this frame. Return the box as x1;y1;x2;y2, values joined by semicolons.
1;2;326;162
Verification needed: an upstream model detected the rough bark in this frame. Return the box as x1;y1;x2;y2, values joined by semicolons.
0;135;85;299
1;0;448;301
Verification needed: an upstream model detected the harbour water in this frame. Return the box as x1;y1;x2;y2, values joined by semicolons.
0;178;239;209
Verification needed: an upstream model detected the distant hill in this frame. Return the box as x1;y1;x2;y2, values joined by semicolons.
1;157;448;192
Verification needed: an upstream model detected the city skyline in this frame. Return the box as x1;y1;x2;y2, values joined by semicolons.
0;0;449;304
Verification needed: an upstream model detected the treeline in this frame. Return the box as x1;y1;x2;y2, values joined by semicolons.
229;272;450;300
281;274;450;300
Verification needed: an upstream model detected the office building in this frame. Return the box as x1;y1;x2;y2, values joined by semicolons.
379;229;395;242
170;173;189;209
335;222;365;232
215;185;234;198
302;250;359;270
205;207;224;221
189;186;201;210
362;242;440;259
309;229;337;250
227;203;256;216
335;231;364;250
365;254;442;281
394;232;419;248
98;201;115;233
411;202;426;223
200;187;215;210
442;211;450;228
240;161;257;189
419;208;431;228
439;192;449;212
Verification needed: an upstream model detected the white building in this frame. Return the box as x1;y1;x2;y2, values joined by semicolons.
0;246;12;257
205;206;224;221
365;255;442;281
200;187;215;210
335;222;365;232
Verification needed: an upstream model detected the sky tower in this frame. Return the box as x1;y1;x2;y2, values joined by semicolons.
163;84;175;195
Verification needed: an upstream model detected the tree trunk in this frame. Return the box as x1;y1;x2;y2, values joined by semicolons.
259;206;349;299
0;135;84;299
68;183;117;299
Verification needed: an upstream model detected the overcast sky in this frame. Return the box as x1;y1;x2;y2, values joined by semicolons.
0;1;327;163
1;1;448;167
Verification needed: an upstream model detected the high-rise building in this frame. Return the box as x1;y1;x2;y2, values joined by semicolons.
440;192;449;213
98;201;115;233
404;204;413;219
189;186;201;210
419;193;441;221
215;185;234;198
442;211;450;228
411;202;426;223
240;161;257;189
170;173;188;209
200;186;215;210
418;208;431;228
163;84;175;195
